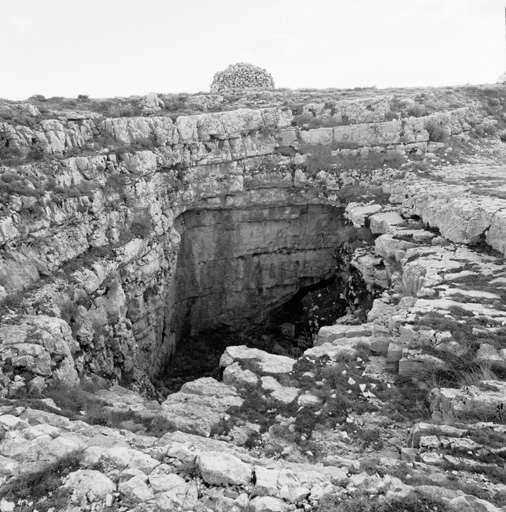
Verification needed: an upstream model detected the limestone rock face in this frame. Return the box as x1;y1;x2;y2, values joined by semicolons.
210;63;275;92
174;205;344;335
0;316;79;391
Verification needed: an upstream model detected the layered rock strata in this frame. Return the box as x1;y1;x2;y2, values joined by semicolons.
0;91;493;391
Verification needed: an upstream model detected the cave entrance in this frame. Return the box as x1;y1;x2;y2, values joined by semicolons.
158;276;346;395
157;203;373;394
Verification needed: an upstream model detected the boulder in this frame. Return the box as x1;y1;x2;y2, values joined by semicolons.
255;466;279;494
197;451;252;486
118;474;154;502
63;470;115;500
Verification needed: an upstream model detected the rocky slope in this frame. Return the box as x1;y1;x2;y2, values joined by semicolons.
1;85;506;511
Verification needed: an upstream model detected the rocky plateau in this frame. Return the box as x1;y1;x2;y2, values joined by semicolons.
1;84;506;511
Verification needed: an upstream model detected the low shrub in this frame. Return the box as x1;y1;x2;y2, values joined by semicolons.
298;142;336;174
406;104;427;118
37;381;173;436
425;119;449;142
0;451;82;512
28;94;47;102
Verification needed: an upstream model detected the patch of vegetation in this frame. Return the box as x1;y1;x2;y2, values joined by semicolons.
425;119;449;143
380;462;506;507
406;103;427;118
317;490;452;512
298;141;337;174
441;459;506;485
376;376;431;421
297;141;404;176
0;451;82;512
12;381;174;437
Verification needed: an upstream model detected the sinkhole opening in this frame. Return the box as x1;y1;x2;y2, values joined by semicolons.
156;204;377;395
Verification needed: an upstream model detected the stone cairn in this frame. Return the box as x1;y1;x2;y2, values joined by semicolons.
210;62;275;93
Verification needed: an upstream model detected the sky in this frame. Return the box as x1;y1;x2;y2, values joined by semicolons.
1;0;505;100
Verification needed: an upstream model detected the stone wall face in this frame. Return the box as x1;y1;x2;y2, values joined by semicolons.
172;204;345;338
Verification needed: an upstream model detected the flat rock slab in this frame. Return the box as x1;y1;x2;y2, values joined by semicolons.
369;211;404;234
220;346;295;374
315;324;373;346
161;377;243;437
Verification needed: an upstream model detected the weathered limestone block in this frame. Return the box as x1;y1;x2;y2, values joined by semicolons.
487;209;506;256
101;446;160;473
375;234;417;260
315;324;373;346
197;451;252;486
430;381;506;422
0;217;19;246
100;116;178;146
0;316;79;385
63;469;116;499
369;211;404;234
118;474;154;502
34;119;95;154
220;346;295;374
121;150;158;175
270;386;300;404
299;128;333;146
255;466;280;495
351;250;389;289
333;120;402;146
148;473;188;494
249;496;289;512
304;338;366;361
161;378;243;437
345;203;383;228
475;344;506;369
222;362;259;387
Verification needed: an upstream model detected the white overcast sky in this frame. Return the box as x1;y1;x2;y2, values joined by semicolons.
1;0;505;100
